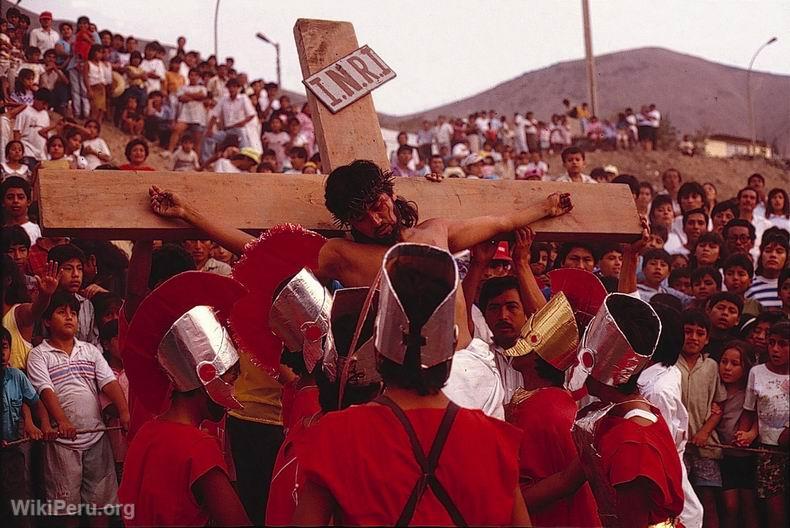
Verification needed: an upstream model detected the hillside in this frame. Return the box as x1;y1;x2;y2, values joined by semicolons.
380;47;790;157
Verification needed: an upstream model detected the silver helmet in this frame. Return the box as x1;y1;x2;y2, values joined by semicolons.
375;243;459;368
268;268;333;374
576;293;662;387
158;305;242;410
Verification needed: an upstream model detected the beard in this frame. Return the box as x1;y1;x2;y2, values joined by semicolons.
350;202;403;246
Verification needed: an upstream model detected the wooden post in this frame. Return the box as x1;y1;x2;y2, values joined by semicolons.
294;19;389;173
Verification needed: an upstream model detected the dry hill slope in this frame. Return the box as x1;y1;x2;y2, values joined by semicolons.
382;48;790;156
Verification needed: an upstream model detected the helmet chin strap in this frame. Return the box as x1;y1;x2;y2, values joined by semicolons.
338;269;382;409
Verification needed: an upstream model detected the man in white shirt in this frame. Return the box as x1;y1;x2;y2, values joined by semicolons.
206;78;261;156
524;111;539;153
737;186;774;248
13;90;52;161
513;113;527;154
29;12;60;53
433;115;453;153
140;44;166;94
554;146;597;183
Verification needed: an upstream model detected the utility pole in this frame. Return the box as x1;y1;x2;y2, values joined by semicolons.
581;0;599;116
747;37;777;156
214;0;221;59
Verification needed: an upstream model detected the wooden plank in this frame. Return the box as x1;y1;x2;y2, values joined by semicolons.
36;169;642;243
294;19;390;172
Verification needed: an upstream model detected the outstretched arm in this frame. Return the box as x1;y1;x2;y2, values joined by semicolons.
619;215;650;294
512;227;547;315
446;193;572;253
149;185;255;255
462;242;497;336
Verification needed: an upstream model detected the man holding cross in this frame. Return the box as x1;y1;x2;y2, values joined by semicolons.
148;158;571;419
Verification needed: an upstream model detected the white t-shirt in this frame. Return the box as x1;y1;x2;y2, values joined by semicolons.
172;147;200;172
744;364;790;446
14;106;50;161
212;158;242;173
177;85;208;125
213;94;255;130
638;363;703;528
1;162;31;181
29;28;60;53
442;337;505;420
140;58;166;93
20;221;42;246
434;122;453;145
82;138;111;170
26;339;116;450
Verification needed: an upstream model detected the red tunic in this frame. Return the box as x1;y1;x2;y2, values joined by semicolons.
118;420;229;527
298;402;521;526
280;381;320;432
508;387;601;527
595;413;685;527
265;417;313;526
118;307;155;440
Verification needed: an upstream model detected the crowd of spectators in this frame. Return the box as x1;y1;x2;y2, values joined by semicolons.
1;8;318;178
0;7;787;528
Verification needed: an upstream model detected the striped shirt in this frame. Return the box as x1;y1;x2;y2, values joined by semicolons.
26;339;116;450
745;275;780;309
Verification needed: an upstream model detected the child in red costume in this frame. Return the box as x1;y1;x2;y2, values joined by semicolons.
500;270;603;527
573;293;685;528
266;287;382;526
117;272;250;527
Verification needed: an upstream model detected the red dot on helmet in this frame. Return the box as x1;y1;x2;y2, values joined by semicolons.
581;351;594;368
303;323;323;341
198;363;217;382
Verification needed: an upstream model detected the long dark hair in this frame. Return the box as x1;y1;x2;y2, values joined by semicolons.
1;255;30;305
325;159;419;232
13;68;34;96
767;188;790;219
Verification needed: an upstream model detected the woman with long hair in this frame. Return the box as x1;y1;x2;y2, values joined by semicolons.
766;188;790;232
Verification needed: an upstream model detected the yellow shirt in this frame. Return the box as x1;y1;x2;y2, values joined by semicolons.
2;305;33;369
228;352;283;426
164;71;184;96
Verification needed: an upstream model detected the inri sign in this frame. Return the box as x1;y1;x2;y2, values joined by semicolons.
303;45;396;113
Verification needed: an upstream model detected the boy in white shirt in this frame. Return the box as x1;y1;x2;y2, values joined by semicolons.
13;89;53;161
26;292;129;524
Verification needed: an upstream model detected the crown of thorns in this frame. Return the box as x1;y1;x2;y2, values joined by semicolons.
331;169;396;228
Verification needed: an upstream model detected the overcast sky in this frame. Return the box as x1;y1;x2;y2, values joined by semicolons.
17;0;790;115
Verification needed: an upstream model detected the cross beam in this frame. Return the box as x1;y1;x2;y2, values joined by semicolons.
36;169;641;242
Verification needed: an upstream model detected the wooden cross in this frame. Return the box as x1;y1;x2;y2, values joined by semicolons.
35;19;641;243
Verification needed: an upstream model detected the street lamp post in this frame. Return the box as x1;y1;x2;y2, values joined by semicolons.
746;36;777;156
256;32;281;87
214;0;221;59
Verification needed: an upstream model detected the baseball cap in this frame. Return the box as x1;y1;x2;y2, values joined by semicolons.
452;143;470;159
603;164;619;176
39;11;53;20
493;241;512;262
233;147;261;164
461;154;484;168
